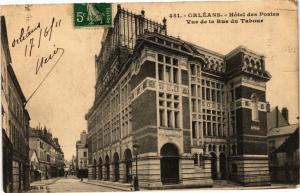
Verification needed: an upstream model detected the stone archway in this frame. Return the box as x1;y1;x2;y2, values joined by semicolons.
160;143;179;184
98;157;102;180
210;152;217;180
105;155;110;180
124;149;132;183
113;152;120;181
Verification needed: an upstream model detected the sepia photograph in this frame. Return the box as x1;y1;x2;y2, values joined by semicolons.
0;0;299;192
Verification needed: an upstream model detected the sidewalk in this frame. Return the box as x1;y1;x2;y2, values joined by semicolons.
26;178;61;193
212;180;297;190
82;179;134;191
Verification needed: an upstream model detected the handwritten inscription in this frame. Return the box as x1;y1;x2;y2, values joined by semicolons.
11;17;64;75
11;22;41;48
36;46;64;75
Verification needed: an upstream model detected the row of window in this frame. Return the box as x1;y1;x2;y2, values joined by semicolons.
194;153;205;168
158;62;179;83
9;121;27;156
159;92;181;128
8;87;24;125
192;121;226;138
191;86;225;102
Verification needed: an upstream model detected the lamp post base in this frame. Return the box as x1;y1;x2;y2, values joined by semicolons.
133;176;139;191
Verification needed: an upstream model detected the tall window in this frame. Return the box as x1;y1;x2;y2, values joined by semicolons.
159;109;165;126
192;121;197;138
157;54;180;84
165;66;171;82
173;68;178;83
174;111;180;128
190;64;196;75
206;88;210;100
158;64;164;80
167;110;172;127
251;94;259;121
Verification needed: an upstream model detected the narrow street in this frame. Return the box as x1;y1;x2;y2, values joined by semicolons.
47;178;119;192
28;177;121;193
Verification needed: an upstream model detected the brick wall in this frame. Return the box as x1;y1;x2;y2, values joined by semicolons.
130;60;156;89
235;86;266;102
132;90;157;131
132;90;158;154
237;141;268;155
236;109;267;136
226;52;243;72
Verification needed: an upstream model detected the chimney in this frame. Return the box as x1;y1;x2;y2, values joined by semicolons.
161;17;167;35
80;131;87;145
53;138;59;144
281;107;289;124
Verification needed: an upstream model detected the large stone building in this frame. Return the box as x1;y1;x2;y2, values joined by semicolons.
85;6;271;188
29;127;64;180
1;16;31;193
76;131;88;175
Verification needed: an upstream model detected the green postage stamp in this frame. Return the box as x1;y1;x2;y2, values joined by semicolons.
73;3;112;27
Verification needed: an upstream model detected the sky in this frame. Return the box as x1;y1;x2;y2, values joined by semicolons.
1;1;298;160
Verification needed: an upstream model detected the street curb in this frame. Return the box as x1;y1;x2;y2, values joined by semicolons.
81;181;132;192
29;178;61;193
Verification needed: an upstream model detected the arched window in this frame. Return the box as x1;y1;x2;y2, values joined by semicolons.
251;93;259;121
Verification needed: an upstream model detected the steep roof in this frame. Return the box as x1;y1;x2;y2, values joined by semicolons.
272;128;299;153
29;149;40;162
268;123;299;137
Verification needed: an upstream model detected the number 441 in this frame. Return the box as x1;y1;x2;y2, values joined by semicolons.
169;13;181;18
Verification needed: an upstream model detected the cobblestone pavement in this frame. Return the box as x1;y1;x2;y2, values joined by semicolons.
47;178;119;192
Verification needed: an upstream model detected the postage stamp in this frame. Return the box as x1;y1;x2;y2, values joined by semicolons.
73;3;112;27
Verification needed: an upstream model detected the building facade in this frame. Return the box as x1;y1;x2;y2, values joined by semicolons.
29;127;64;180
267;107;299;183
76;131;88;176
1;16;31;193
85;6;271;188
29;150;41;182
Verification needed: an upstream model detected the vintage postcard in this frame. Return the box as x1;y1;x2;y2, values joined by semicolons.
0;0;299;193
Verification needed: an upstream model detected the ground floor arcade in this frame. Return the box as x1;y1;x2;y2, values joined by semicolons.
88;143;213;189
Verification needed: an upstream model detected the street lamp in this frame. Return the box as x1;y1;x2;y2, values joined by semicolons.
80;160;83;181
133;141;139;191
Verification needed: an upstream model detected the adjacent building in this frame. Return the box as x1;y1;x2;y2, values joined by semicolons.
76;131;88;177
85;6;271;188
29;127;64;180
1;16;31;193
267;107;299;184
29;150;41;182
270;127;299;184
